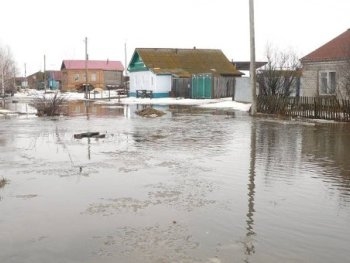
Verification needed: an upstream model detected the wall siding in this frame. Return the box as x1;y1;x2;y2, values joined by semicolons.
129;71;171;97
301;61;347;98
104;71;123;87
213;76;235;98
61;69;123;91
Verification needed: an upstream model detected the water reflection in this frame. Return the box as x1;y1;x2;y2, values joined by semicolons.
254;119;350;203
1;101;350;262
3;100;37;115
245;120;257;260
301;123;350;202
65;100;125;117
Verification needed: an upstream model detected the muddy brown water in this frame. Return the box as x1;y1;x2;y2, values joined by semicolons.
0;101;350;263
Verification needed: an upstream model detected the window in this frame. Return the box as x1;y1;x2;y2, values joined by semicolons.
74;74;79;82
319;71;336;95
91;73;96;82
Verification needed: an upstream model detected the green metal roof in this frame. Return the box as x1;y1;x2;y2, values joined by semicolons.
129;48;243;77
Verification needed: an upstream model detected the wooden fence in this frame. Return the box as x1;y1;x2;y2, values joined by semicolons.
257;95;350;122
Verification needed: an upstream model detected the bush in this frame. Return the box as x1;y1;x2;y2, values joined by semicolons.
31;92;67;116
0;177;8;188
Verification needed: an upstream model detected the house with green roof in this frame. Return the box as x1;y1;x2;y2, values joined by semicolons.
127;48;243;98
300;29;350;99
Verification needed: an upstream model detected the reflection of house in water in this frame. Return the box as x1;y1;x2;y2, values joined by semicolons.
65;101;126;117
255;120;350;199
300;125;350;191
255;121;303;181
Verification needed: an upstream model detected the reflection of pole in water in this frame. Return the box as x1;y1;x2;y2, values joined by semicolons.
87;137;91;160
84;100;90;119
244;121;257;259
124;104;130;118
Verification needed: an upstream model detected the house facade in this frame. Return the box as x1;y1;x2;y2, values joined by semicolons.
127;48;243;98
26;70;61;90
60;60;124;92
300;29;350;99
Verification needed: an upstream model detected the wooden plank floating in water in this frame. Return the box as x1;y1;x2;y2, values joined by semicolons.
74;132;105;139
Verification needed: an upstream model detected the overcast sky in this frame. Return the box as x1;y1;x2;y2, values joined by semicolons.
0;0;349;76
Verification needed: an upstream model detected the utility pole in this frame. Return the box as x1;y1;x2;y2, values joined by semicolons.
249;0;257;115
85;37;88;99
24;63;27;90
44;54;47;92
124;41;128;76
1;63;4;97
13;67;16;94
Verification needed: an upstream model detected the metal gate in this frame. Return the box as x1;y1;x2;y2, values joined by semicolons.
191;74;212;99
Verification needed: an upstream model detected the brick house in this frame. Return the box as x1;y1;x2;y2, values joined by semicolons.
60;60;124;92
300;29;350;99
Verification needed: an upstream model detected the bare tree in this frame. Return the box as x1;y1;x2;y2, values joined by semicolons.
0;44;16;96
342;64;350;99
257;44;301;96
31;91;67;116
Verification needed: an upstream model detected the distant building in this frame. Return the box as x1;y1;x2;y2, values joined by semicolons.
15;77;25;90
232;61;267;76
60;60;124;92
47;71;62;90
26;71;61;90
127;48;243;98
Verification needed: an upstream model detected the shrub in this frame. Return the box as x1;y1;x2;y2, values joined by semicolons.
31;92;67;116
0;177;8;188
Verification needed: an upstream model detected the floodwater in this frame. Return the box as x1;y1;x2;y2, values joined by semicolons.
0;101;350;263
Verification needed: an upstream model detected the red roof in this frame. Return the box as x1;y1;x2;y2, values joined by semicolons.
301;29;350;63
61;60;124;71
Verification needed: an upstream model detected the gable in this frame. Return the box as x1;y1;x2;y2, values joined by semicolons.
128;52;148;72
128;48;243;77
301;29;350;63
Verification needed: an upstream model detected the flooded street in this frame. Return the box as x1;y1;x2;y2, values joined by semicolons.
1;101;350;263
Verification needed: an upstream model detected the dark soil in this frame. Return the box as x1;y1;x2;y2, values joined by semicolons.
135;107;166;117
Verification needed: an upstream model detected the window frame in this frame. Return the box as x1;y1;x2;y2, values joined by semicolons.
319;71;336;95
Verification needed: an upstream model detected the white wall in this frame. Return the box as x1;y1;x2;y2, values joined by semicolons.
155;75;172;93
129;71;154;93
129;71;171;95
235;77;252;103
